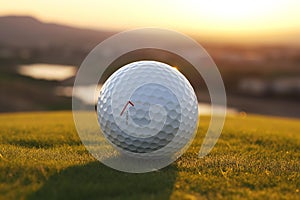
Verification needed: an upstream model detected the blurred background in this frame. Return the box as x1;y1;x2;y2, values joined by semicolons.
0;0;299;118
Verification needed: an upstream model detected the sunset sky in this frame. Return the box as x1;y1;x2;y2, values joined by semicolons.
1;0;300;43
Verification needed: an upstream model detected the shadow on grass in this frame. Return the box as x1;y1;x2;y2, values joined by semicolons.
28;161;178;200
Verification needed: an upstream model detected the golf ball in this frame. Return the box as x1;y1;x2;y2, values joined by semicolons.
97;61;198;158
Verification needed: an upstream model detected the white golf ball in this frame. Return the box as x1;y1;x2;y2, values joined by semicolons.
97;61;198;158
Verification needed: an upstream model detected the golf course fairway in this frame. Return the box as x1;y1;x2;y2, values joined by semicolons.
0;111;299;200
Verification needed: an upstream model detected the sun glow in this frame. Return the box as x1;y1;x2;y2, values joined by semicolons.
175;0;291;33
0;0;299;42
172;66;180;71
188;0;280;20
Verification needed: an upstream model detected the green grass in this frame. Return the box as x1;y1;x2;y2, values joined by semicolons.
0;112;299;200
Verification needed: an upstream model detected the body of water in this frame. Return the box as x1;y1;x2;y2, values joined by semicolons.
17;63;236;116
18;63;77;81
56;85;237;116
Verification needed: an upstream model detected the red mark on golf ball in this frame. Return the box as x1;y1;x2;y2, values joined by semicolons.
120;101;134;116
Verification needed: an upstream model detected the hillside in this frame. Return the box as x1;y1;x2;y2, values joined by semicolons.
0;16;114;48
1;15;300;48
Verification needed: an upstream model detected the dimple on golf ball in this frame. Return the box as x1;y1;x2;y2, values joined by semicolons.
97;61;198;158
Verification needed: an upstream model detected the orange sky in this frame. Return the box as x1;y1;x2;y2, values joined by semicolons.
1;0;300;43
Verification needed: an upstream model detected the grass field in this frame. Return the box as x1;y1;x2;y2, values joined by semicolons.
0;111;299;200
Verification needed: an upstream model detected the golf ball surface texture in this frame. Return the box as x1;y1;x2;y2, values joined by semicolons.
97;61;198;157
